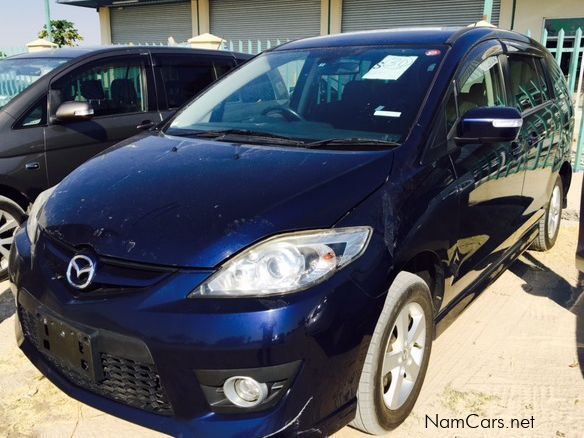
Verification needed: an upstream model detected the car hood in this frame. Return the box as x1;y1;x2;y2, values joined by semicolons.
41;134;393;268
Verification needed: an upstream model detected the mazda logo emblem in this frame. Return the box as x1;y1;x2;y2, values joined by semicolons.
66;255;96;289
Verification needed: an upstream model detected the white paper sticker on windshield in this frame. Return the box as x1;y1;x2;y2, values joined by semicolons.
374;106;401;118
363;55;418;80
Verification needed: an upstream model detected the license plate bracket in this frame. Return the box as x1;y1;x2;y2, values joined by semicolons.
36;313;101;382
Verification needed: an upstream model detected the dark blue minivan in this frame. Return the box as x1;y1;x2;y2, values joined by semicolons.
10;26;573;437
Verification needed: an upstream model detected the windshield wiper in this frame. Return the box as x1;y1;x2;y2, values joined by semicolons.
167;128;303;145
304;138;401;149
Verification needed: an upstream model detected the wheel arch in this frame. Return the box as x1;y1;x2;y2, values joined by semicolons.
400;251;444;314
0;184;31;213
558;161;572;207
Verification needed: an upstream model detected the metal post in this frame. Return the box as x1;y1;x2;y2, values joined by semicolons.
510;0;517;29
575;43;584;108
43;0;53;42
568;28;582;96
482;0;493;22
575;105;584;171
541;28;548;46
556;28;565;65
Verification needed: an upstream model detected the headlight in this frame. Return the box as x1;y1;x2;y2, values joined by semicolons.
190;226;372;298
26;186;56;243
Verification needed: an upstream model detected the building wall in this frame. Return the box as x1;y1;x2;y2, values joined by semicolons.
97;0;584;45
98;7;111;45
499;0;584;40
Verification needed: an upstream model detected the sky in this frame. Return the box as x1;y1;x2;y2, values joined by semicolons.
0;0;100;47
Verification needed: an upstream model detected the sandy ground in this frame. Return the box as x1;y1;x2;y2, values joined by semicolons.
0;184;582;437
338;220;584;438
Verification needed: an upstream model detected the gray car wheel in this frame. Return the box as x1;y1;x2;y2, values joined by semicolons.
0;196;26;279
351;271;434;435
531;176;563;252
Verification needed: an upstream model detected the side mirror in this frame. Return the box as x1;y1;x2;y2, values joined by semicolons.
54;101;94;122
455;106;522;145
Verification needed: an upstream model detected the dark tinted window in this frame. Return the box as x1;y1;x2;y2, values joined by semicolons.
157;55;234;110
53;58;147;117
15;96;47;128
507;56;549;112
214;59;235;79
547;56;572;120
548;58;570;102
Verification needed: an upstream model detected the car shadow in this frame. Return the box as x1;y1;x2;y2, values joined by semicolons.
0;286;15;324
509;253;584;378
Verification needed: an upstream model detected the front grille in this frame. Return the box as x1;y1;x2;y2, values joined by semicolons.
39;231;175;296
99;353;171;414
19;307;173;415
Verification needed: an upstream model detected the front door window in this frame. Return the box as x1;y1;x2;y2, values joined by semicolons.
53;58;147;117
458;56;505;117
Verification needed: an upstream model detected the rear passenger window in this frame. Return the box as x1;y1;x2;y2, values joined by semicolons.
549;60;570;102
507;56;549;112
156;55;234;110
53;58;147;117
458;56;505;116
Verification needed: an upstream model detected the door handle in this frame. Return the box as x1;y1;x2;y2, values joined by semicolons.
25;162;40;170
136;120;155;130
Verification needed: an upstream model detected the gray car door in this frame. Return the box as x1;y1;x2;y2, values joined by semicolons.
0;96;50;200
44;53;159;186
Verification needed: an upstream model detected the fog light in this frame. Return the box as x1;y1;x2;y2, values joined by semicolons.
223;376;268;407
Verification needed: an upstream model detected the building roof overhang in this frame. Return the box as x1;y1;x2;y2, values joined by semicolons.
58;0;184;9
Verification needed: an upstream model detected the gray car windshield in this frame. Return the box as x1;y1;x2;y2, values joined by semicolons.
0;57;69;109
167;46;444;145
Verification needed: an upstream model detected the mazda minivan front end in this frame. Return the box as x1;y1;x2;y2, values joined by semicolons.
10;31;449;436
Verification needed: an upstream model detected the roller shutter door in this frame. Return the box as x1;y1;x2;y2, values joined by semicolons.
210;0;321;43
111;1;192;44
341;0;501;33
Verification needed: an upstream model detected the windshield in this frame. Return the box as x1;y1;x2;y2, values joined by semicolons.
0;57;69;109
167;46;444;145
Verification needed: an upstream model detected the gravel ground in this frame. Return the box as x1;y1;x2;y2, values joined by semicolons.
0;211;582;437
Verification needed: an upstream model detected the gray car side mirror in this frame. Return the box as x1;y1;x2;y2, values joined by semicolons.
55;101;94;122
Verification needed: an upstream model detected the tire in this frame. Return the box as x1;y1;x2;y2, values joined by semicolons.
531;176;563;252
0;196;26;279
351;272;434;435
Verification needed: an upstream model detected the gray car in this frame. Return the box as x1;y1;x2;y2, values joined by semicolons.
0;46;250;276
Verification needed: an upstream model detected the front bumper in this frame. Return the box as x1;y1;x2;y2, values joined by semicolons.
9;228;390;437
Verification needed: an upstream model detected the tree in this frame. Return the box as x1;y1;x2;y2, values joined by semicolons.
38;20;83;48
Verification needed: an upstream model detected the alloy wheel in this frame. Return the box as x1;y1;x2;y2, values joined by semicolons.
547;185;561;240
0;209;19;271
381;302;426;410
